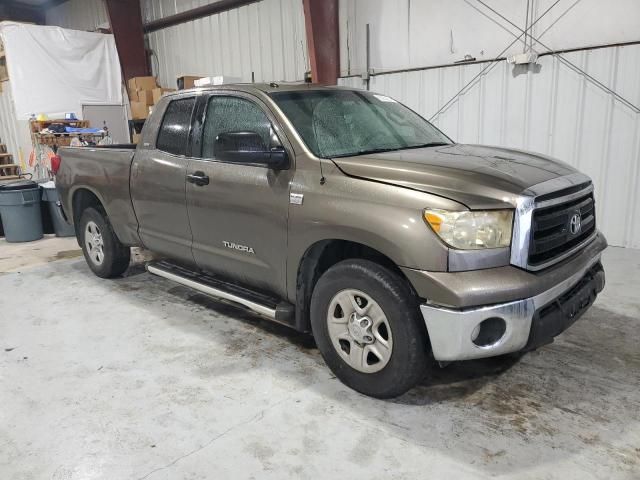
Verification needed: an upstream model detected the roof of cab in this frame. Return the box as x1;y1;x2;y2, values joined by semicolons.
165;82;353;97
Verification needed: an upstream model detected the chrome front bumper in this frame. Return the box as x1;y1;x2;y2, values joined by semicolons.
420;254;603;361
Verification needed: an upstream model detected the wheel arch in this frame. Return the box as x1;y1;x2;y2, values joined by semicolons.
72;186;104;227
294;239;418;333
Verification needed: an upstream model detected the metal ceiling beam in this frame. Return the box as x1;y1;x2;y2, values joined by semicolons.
0;1;46;24
143;0;260;33
104;0;150;81
303;0;340;85
42;0;71;9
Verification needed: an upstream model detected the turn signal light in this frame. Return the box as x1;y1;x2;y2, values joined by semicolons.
424;211;443;233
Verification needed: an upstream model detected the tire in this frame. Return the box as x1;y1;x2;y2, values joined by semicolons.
79;207;130;278
310;259;430;398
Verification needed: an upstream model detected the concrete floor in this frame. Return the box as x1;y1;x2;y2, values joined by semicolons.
0;239;638;479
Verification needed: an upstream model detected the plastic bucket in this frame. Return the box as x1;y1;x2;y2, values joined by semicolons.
0;180;44;242
41;184;75;237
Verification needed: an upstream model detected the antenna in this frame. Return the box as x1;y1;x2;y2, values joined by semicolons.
319;158;326;185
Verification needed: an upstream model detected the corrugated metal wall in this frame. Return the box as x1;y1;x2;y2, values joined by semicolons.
45;0;108;31
0;82;33;174
0;82;21;162
144;0;309;89
339;44;640;248
339;0;640;77
43;0;308;88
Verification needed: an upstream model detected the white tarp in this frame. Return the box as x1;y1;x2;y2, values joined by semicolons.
0;22;122;120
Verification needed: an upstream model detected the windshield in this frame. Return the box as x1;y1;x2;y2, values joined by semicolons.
270;89;452;158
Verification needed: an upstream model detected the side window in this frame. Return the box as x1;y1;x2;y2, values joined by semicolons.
202;96;271;160
156;97;196;155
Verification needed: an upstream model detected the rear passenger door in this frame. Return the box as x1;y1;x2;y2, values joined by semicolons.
185;92;293;297
131;96;197;265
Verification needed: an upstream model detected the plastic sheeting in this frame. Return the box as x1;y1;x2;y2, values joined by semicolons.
0;22;122;120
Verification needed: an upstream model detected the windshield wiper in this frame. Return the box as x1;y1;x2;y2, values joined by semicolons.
402;142;451;149
331;142;451;158
331;147;401;158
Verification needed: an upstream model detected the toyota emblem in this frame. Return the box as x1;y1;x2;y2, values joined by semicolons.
569;213;582;235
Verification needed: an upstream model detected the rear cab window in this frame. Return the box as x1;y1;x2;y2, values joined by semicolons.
156;97;196;155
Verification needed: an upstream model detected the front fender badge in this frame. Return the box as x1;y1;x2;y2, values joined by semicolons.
290;193;304;205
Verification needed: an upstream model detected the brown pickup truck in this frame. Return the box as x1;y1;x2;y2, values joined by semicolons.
55;83;606;398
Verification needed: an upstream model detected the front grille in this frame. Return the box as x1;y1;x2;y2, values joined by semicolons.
528;192;596;266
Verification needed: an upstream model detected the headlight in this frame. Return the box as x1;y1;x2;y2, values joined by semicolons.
424;209;513;249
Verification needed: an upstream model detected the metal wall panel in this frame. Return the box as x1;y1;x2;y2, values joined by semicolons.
45;0;108;31
145;0;309;88
339;0;640;77
0;82;33;175
339;44;640;248
0;82;21;164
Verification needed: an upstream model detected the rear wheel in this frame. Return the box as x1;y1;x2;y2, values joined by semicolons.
310;259;430;398
79;207;130;278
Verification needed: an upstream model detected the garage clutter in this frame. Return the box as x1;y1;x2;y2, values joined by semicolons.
0;178;74;243
128;76;175;120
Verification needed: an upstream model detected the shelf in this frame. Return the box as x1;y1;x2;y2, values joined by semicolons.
30;119;90;133
0;164;18;169
35;132;105;137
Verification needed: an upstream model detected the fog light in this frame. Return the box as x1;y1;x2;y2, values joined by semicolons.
471;317;507;347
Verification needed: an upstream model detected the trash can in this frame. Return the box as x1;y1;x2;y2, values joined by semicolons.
40;182;75;237
0;179;44;242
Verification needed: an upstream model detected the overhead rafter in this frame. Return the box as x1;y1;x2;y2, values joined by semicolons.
0;1;47;24
42;0;71;9
143;0;260;33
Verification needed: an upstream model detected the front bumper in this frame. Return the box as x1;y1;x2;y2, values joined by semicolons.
420;255;605;361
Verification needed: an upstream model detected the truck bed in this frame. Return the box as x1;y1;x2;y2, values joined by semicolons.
56;146;141;246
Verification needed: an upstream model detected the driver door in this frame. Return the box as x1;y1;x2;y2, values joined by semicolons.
185;93;293;297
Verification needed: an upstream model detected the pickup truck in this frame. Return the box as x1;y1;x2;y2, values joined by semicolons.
55;83;606;398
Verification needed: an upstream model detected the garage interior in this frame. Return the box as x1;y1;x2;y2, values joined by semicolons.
1;0;639;478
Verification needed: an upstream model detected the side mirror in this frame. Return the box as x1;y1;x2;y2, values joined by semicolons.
215;131;288;170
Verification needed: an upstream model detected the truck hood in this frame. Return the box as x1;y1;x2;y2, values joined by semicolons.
331;144;578;209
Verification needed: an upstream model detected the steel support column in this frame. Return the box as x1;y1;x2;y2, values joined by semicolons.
104;0;149;81
303;0;339;85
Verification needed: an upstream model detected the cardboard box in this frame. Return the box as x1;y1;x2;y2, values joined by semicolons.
177;75;206;90
152;87;175;104
130;101;148;120
128;76;158;92
129;89;154;105
138;89;154;105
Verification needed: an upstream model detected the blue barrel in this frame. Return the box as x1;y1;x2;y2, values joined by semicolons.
0;180;44;242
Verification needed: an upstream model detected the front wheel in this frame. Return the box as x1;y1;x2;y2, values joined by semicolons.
79;207;130;278
310;259;430;398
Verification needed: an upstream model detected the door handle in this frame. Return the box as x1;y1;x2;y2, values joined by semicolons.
187;171;210;186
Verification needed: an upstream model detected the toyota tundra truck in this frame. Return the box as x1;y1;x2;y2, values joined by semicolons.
55;83;606;398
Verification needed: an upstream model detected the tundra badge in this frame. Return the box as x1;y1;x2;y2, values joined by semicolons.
223;241;255;254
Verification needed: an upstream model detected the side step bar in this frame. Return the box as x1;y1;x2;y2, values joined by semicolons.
146;261;295;326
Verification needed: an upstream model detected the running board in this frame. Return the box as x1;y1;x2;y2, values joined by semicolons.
146;261;295;326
